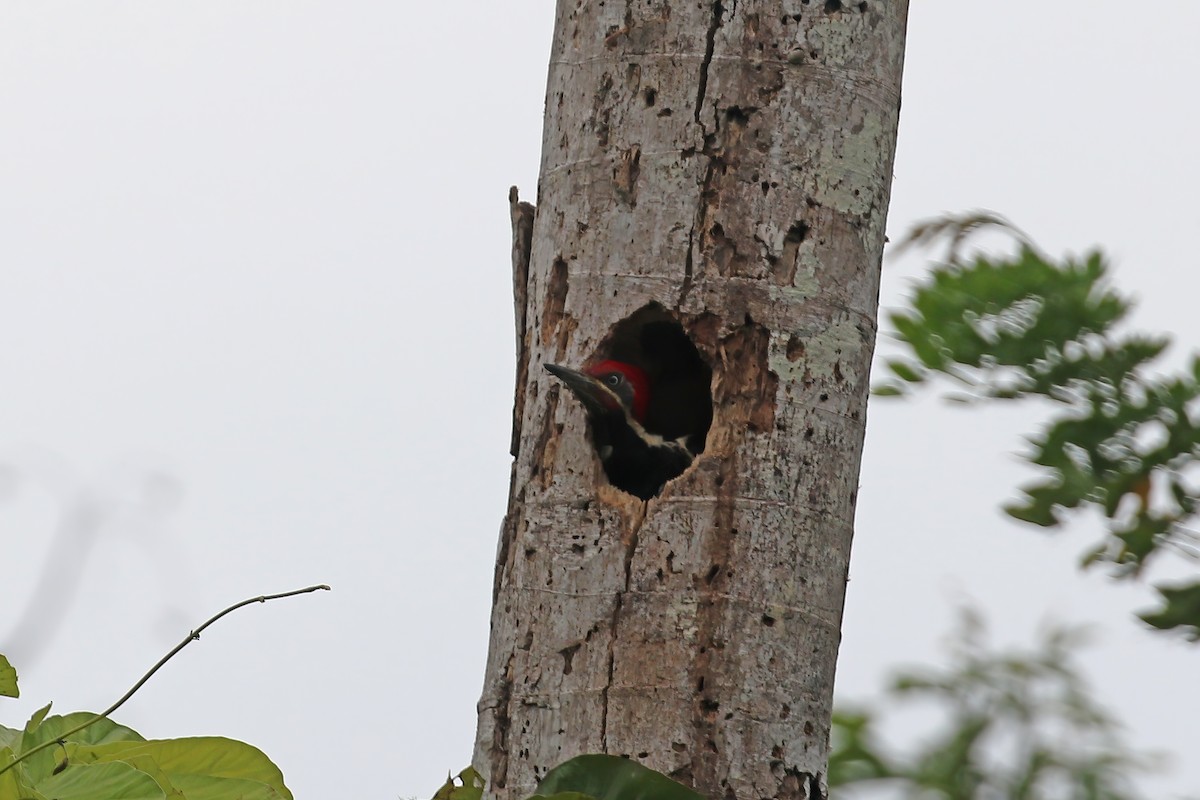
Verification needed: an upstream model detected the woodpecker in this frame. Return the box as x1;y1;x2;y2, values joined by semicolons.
545;360;695;500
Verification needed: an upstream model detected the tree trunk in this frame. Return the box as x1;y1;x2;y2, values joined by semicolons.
475;3;907;799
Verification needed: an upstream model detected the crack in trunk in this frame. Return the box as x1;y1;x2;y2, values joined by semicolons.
601;503;648;751
694;1;724;130
679;223;697;307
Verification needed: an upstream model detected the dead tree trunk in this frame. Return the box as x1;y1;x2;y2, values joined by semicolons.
476;3;907;799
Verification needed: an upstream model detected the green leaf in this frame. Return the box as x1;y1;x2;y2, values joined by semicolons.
0;747;34;800
18;712;143;784
871;383;905;397
80;750;184;799
1110;514;1168;573
0;656;16;699
70;737;291;800
884;359;925;383
883;245;1136;402
531;755;703;800
531;793;597;800
25;704;52;734
1138;581;1200;641
35;760;164;800
1004;484;1063;528
432;767;485;800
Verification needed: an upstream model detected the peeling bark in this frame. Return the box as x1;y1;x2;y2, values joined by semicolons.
477;2;908;799
509;187;536;459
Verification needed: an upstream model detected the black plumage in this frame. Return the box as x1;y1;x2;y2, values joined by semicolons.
545;362;696;500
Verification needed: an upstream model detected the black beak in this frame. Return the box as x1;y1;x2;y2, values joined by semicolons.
545;363;614;416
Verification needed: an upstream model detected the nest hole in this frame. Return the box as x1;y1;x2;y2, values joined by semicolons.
590;303;714;456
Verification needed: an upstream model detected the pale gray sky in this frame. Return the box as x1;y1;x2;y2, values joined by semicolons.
2;3;1196;798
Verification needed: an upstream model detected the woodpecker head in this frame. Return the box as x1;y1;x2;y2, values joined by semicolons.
544;360;650;423
545;357;695;499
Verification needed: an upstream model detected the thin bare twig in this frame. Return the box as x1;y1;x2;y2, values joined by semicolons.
0;583;331;777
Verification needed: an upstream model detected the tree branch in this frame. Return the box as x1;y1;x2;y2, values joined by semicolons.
0;583;331;776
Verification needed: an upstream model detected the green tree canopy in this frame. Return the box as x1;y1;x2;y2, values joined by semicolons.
877;213;1200;640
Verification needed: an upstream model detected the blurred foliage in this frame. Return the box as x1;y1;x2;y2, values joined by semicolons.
480;619;1159;800
877;212;1200;640
829;610;1154;799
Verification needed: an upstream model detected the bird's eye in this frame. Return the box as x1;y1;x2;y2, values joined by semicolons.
605;374;621;387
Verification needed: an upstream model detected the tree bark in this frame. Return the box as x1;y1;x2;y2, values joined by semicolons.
476;3;908;799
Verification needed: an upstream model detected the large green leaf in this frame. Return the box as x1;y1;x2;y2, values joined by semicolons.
531;754;704;800
0;747;37;800
35;760;164;800
92;751;186;799
70;737;291;800
17;711;143;784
